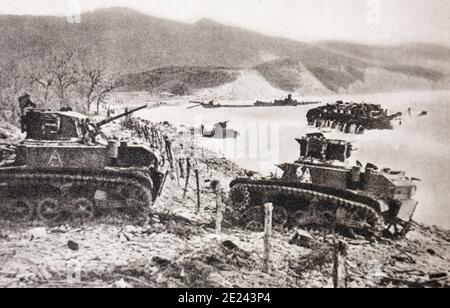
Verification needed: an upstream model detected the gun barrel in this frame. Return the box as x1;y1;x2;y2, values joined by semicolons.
97;105;147;127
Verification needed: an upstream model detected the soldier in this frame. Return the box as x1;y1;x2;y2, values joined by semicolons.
18;93;37;132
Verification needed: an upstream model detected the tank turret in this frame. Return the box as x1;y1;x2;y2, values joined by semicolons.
295;133;352;162
20;102;147;142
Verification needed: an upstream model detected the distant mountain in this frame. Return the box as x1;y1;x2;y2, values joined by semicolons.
1;7;449;97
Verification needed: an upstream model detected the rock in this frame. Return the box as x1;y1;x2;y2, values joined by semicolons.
114;279;132;288
0;231;8;240
392;252;415;264
38;268;53;281
429;272;447;280
16;271;38;283
68;241;80;251
50;226;69;234
405;230;427;243
348;239;370;246
289;230;316;248
426;248;436;256
209;272;233;288
152;216;161;224
155;273;166;285
94;190;107;201
222;240;239;251
153;256;172;267
118;230;131;242
27;228;47;240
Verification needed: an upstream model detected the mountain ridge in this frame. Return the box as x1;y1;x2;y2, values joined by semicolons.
0;7;449;97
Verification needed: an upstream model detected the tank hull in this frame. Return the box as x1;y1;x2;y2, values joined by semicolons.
229;163;418;238
1;142;164;225
230;178;385;236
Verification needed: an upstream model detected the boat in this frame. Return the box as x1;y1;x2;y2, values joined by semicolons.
255;95;320;107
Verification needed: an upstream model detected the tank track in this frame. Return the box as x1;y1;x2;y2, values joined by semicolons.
0;167;154;225
230;180;385;237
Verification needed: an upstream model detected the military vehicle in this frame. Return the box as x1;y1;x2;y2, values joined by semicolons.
0;96;164;224
255;94;320;107
307;101;402;134
201;121;239;139
255;94;299;107
229;133;419;238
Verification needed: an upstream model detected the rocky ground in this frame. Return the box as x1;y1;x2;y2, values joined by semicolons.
0;119;449;288
0;122;21;168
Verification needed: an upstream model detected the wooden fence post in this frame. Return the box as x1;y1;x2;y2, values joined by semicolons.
333;240;348;288
178;158;185;179
157;170;170;197
195;169;201;213
215;183;223;233
263;203;273;274
183;158;191;199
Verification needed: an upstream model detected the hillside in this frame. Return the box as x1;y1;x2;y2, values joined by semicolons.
121;66;239;96
1;7;450;98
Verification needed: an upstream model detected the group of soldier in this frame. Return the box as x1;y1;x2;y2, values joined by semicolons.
121;116;169;151
121;115;207;197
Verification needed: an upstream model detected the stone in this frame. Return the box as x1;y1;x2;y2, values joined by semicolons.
153;256;172;267
114;279;132;288
68;240;80;251
289;230;316;249
405;230;427;243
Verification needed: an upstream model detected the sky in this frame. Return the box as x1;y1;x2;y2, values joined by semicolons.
0;0;449;45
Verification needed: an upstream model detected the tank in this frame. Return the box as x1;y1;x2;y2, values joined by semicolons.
0;96;165;224
229;133;419;238
306;101;403;134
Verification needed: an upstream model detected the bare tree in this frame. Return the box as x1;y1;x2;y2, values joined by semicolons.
29;56;56;106
78;68;103;113
0;61;28;123
94;74;123;115
50;51;79;109
78;68;123;115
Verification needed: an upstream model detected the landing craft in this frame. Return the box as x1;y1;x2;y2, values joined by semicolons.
255;94;320;107
307;101;402;134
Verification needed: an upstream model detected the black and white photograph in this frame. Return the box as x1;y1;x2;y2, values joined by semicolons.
0;0;449;291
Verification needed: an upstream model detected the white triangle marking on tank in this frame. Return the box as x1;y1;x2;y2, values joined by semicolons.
301;168;313;184
48;150;63;167
296;166;304;178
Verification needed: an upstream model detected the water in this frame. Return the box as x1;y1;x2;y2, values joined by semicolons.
138;91;450;229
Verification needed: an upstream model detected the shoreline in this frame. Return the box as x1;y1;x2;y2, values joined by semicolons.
1;118;449;288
